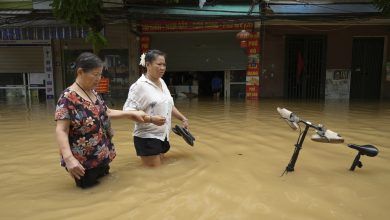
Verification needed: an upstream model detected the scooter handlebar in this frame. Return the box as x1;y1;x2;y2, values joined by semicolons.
277;107;299;130
311;128;344;143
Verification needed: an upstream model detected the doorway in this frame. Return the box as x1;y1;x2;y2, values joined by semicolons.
198;71;224;98
350;37;384;99
285;36;327;99
163;71;224;98
225;70;246;99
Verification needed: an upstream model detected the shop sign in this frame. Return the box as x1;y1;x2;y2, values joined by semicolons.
246;84;259;99
245;32;260;100
325;69;351;100
246;76;259;86
247;67;260;76
43;46;54;99
141;20;253;32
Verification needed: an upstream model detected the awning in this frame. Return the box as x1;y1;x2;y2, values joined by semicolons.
127;4;260;20
268;3;380;16
127;3;382;21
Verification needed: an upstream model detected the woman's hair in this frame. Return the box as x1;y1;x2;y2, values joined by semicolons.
145;49;166;64
74;52;104;74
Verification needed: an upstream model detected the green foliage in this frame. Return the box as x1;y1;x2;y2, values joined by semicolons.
51;0;106;53
86;31;107;55
51;0;103;27
0;1;32;9
373;0;390;16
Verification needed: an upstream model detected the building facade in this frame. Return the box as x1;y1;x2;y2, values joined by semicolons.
1;0;389;100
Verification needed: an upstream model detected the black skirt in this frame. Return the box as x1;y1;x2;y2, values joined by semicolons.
74;164;110;188
133;136;171;156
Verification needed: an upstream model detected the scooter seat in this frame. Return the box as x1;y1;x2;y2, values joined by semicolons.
348;144;378;157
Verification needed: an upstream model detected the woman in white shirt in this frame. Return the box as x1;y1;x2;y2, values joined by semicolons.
123;50;189;167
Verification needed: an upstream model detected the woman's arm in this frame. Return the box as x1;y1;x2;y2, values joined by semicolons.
107;108;166;125
55;120;85;179
106;108;146;122
172;106;189;129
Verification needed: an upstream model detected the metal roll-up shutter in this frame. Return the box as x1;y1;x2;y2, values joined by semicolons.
0;47;44;73
150;32;247;71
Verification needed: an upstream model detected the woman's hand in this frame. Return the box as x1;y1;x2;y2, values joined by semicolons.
182;119;189;129
128;110;147;123
64;156;85;180
172;106;189;129
56;120;85;179
148;115;166;126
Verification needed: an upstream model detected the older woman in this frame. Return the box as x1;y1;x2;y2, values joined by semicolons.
123;50;189;167
55;52;157;188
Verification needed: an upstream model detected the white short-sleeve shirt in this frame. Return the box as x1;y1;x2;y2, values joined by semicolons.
123;74;174;141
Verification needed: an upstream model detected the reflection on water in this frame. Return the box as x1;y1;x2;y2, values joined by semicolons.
0;97;389;220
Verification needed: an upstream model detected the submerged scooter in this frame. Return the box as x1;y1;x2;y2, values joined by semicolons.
277;107;379;175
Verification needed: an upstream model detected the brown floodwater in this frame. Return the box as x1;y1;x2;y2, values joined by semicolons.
0;97;389;220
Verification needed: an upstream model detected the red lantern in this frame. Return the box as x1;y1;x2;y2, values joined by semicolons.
236;30;251;48
236;30;251;41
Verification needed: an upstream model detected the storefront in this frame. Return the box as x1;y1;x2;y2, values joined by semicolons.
139;20;260;99
61;48;131;98
259;2;390;99
260;23;390;99
0;23;89;101
0;40;54;101
58;23;136;99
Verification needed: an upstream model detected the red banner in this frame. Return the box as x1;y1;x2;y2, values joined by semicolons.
247;68;259;76
245;32;260;100
247;40;259;48
246;85;259;99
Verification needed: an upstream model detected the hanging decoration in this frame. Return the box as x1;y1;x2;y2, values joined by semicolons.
236;30;251;48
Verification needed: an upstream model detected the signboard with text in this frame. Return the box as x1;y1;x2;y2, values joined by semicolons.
43;46;54;99
325;69;351;100
245;32;260;100
141;20;253;32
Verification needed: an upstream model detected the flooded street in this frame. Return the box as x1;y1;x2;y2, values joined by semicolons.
0;98;389;220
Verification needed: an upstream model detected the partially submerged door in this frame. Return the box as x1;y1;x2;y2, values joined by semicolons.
351;37;384;99
285;36;326;99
